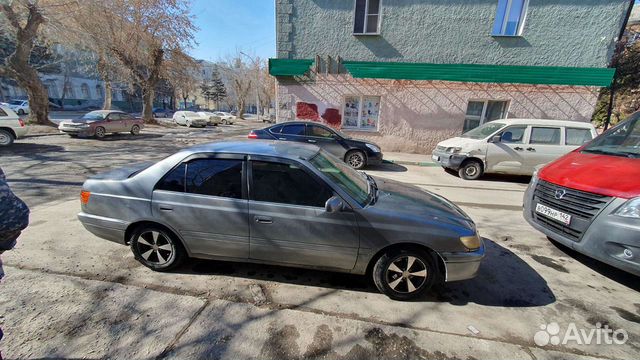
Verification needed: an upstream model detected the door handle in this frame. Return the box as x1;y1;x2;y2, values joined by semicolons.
307;139;317;143
159;206;173;211
526;147;536;152
514;146;524;151
255;216;273;224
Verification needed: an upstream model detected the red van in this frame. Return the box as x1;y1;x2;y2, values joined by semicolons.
524;113;640;276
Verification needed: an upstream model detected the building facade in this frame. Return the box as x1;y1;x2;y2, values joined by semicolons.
270;0;632;153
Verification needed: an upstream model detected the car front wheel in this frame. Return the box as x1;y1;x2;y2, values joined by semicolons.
458;160;483;180
130;225;186;271
0;129;15;146
373;247;439;301
94;126;106;139
345;150;366;170
130;124;141;135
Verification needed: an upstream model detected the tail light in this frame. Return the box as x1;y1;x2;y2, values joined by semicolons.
248;131;258;139
80;190;91;205
18;119;25;127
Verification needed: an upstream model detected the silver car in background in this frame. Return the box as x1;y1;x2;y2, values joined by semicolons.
77;141;484;300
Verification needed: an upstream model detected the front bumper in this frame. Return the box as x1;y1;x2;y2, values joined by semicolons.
59;125;92;136
78;212;128;245
524;181;640;277
367;152;384;166
441;240;485;282
431;150;467;170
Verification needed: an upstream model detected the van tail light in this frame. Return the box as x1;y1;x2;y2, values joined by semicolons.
18;119;25;127
248;131;258;139
80;190;91;205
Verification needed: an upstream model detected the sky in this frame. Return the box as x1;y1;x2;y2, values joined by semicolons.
189;0;276;62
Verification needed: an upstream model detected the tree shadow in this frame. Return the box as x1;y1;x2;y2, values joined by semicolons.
0;143;64;154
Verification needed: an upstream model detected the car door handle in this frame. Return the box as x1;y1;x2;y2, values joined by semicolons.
514;146;524;151
255;216;273;224
159;206;173;211
526;147;536;152
307;139;317;143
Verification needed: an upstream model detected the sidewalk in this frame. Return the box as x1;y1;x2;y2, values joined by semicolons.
383;151;438;167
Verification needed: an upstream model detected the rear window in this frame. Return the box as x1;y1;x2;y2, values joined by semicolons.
0;108;7;117
530;127;561;145
566;128;593;146
185;159;243;199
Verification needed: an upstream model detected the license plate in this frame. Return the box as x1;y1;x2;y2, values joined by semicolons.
536;203;571;225
432;155;440;162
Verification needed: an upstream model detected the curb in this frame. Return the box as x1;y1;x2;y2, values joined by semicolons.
383;159;439;167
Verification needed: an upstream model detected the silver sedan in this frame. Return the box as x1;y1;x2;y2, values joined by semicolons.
77;141;484;300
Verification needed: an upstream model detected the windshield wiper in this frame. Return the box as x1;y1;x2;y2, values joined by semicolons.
582;148;639;158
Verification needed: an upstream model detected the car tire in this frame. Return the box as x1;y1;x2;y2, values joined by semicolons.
94;126;106;139
458;160;483;180
372;247;439;301
0;129;15;146
130;124;141;135
345;150;367;170
129;224;186;272
17;109;24;115
186;120;192;128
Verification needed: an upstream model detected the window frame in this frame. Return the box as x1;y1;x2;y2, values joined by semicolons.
492;0;529;37
463;99;510;132
352;0;383;36
342;95;381;132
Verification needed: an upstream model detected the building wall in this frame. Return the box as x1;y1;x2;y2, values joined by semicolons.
279;0;630;68
277;74;598;153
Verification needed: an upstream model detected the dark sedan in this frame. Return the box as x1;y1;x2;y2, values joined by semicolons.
248;121;383;169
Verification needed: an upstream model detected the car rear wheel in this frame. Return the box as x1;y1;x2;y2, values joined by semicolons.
458;160;483;180
130;124;141;135
130;225;186;271
0;129;15;146
94;126;106;139
345;150;366;170
373;247;438;301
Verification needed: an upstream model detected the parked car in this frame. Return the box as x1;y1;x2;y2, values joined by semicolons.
213;111;235;125
58;110;144;138
153;108;174;118
524;113;640;276
432;119;598;180
0;105;28;146
7;100;29;115
197;112;222;126
77;141;484;300
248;121;383;169
173;111;208;127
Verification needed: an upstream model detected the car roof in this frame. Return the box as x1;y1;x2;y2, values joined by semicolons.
184;140;320;160
492;118;595;128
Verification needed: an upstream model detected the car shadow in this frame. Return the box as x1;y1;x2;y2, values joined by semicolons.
548;238;640;292
175;239;554;307
0;143;64;154
367;162;408;172
72;133;165;141
443;169;532;184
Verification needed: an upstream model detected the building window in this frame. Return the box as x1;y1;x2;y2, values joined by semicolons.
63;83;75;99
343;95;380;131
96;85;104;99
80;83;90;99
463;100;509;133
353;0;381;35
492;0;528;36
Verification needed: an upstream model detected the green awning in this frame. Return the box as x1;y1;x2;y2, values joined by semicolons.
343;61;615;87
269;58;314;76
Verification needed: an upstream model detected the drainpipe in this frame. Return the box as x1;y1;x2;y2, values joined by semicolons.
604;0;635;131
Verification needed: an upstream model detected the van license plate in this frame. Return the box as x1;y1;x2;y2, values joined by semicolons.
536;204;571;225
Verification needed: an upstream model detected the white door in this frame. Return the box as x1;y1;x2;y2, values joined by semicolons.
525;126;566;169
486;125;530;175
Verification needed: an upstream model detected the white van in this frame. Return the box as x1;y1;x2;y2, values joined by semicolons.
0;104;28;146
432;119;598;180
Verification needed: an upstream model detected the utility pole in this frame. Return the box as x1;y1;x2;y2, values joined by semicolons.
240;52;260;117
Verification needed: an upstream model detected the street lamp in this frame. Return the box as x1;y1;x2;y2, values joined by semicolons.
240;51;261;117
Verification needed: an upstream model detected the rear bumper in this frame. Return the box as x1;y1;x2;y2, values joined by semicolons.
431;150;467;170
13;126;28;139
524;182;640;277
78;212;128;245
441;241;485;282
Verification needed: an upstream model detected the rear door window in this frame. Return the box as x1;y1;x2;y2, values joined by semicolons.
0;108;7;117
308;125;334;138
269;124;284;134
566;128;593;146
281;124;305;136
530;127;561;145
185;159;243;199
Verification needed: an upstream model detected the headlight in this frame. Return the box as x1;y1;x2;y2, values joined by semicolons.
365;143;381;153
460;233;481;251
614;197;640;218
446;147;462;154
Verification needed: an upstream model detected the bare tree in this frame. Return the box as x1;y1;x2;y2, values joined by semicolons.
164;50;200;110
0;0;57;125
220;56;252;119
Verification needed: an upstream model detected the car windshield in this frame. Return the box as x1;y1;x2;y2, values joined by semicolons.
9;100;23;105
80;112;107;121
582;115;640;158
308;151;370;206
185;111;200;118
461;122;507;139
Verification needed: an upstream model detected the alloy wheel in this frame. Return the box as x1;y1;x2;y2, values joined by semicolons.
385;255;428;293
347;152;364;168
131;125;140;135
135;230;175;266
95;127;106;138
0;130;12;146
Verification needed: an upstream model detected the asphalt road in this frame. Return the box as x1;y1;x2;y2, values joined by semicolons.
0;123;638;360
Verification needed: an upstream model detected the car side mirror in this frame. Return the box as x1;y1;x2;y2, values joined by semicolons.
325;196;344;213
490;135;502;143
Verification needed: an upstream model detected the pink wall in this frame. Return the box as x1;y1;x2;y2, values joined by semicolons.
276;74;599;153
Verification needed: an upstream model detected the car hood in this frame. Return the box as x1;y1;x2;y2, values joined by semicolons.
436;137;483;149
539;151;640;199
369;177;475;231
